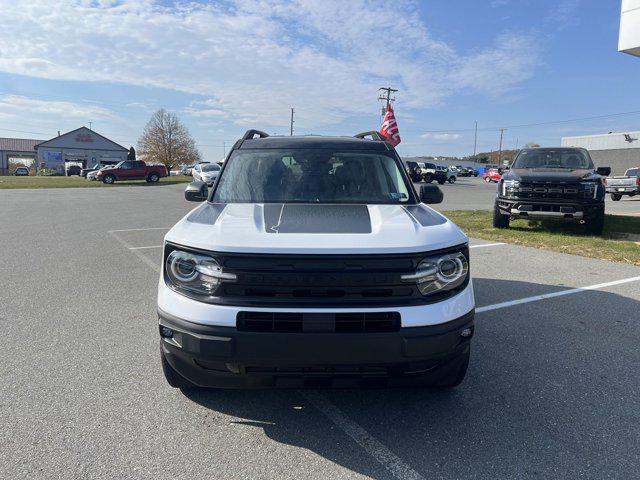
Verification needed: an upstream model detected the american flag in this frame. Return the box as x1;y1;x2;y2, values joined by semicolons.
379;105;401;146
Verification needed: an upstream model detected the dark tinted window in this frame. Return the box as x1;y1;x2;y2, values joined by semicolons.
513;149;593;169
626;168;638;177
212;149;413;204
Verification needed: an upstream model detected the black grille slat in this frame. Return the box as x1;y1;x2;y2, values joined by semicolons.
237;311;401;333
516;182;580;200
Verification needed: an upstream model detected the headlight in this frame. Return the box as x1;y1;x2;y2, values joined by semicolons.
502;179;519;196
580;181;598;198
165;248;236;297
401;251;469;296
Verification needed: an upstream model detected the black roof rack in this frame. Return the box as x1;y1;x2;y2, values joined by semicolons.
354;131;385;141
242;129;269;140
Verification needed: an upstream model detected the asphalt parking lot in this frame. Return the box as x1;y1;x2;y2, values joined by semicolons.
2;180;639;480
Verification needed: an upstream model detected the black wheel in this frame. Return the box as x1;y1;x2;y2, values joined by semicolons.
610;193;622;201
484;176;491;183
437;178;445;185
585;210;605;235
424;173;433;183
160;345;197;389
102;174;115;184
148;173;160;183
448;176;456;184
432;347;470;388
493;203;510;228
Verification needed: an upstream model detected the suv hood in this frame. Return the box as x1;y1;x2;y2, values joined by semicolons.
507;168;598;183
165;203;467;254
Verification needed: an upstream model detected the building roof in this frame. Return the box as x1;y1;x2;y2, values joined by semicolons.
0;137;45;152
34;127;128;151
561;131;640;151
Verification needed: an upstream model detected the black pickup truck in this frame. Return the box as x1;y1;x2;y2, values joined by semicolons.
493;147;610;235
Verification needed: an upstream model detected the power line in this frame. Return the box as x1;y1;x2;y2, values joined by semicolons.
403;109;640;134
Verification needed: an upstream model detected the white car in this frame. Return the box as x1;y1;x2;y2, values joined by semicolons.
158;130;474;390
87;165;113;180
192;162;221;185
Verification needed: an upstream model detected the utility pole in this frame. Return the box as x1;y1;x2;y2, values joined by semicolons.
290;108;294;136
378;87;398;121
473;121;478;163
222;141;226;159
498;128;506;165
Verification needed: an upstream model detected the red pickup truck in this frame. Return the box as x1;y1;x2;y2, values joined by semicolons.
96;160;168;184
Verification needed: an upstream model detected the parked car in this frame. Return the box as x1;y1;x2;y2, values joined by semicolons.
13;167;29;176
421;162;447;184
158;129;474;390
482;168;502;183
605;167;639;201
405;161;423;182
96;160;168;184
192;162;221;185
66;165;82;176
441;166;457;184
493;147;610;234
457;167;478;177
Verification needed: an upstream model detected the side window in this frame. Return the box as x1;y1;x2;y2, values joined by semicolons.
120;162;132;169
134;161;145;168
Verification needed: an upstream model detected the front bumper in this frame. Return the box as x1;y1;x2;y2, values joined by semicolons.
496;198;602;220
159;308;474;388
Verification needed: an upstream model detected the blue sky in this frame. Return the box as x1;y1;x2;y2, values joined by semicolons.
0;0;636;160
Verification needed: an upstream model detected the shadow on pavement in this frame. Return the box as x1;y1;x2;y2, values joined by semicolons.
182;277;640;479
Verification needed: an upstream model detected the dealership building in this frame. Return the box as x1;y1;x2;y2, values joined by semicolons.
0;127;128;175
561;132;640;174
35;127;128;174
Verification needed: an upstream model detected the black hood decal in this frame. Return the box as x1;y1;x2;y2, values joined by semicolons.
403;205;447;227
186;203;227;225
264;204;372;234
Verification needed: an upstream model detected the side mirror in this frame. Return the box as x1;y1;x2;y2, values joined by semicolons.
419;184;443;204
185;181;208;202
596;166;611;177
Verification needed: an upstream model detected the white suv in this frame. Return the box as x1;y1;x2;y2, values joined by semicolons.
157;130;475;389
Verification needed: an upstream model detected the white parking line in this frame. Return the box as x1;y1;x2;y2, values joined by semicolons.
108;227;171;233
477;275;640;313
470;242;506;249
301;391;425;480
129;245;163;250
108;231;161;273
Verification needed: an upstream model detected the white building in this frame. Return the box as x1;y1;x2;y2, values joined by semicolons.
619;0;640;56
35;127;128;174
561;131;640;174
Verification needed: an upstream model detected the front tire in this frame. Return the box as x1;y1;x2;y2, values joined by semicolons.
610;193;622;201
448;176;456;184
484;176;491;183
585;209;605;235
102;174;115;184
492;203;510;228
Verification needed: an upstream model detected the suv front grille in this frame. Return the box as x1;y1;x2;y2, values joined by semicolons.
515;182;579;200
237;311;401;333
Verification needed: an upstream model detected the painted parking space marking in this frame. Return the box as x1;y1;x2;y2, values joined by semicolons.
302;391;426;480
469;242;506;249
128;245;163;250
108;230;161;273
477;275;640;313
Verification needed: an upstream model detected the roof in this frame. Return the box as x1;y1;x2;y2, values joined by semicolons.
0;137;45;152
239;135;390;152
34;127;128;151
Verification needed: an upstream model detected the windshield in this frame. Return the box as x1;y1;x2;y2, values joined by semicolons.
212;149;413;204
513;149;594;169
626;168;638;177
201;164;220;172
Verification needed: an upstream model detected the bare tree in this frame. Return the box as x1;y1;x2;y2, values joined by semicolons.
137;109;201;173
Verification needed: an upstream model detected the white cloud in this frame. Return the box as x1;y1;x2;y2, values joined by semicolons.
420;132;463;142
0;95;115;120
0;0;542;129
